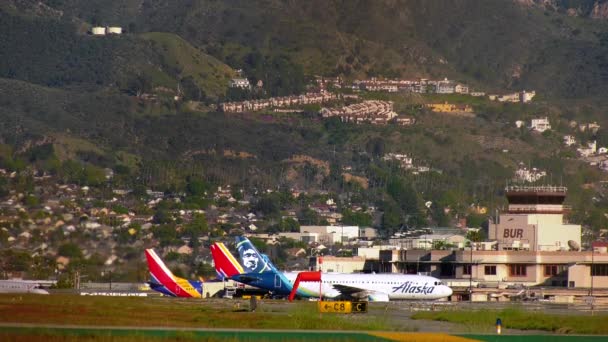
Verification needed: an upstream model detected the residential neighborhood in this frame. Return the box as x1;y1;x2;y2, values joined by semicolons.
319;100;398;125
220;91;337;113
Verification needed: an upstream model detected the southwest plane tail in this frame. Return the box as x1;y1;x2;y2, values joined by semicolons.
210;242;244;279
145;249;203;298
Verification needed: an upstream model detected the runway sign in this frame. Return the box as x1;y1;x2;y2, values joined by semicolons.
318;301;351;313
352;301;368;313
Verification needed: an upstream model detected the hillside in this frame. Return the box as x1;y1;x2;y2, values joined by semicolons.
1;1;608;235
27;0;608;102
139;32;235;99
0;6;234;101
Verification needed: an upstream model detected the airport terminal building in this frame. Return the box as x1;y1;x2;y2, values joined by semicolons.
488;185;581;252
312;185;608;300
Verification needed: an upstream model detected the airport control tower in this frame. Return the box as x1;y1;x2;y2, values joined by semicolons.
489;185;581;251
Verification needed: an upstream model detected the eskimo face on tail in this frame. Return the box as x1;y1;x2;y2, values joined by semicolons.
235;237;271;273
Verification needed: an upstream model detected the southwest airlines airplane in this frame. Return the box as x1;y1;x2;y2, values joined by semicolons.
211;237;452;302
145;248;203;297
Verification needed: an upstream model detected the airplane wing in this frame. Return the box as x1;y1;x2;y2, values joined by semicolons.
332;284;390;301
332;283;367;296
230;274;262;284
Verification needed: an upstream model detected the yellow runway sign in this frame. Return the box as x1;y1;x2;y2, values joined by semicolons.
318;301;368;314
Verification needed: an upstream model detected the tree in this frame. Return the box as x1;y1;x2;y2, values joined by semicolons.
59;160;84;184
83;165;106;186
298;208;322;225
183;213;209;247
58;243;83;259
152;224;179;247
387;177;421;218
1;250;32;273
381;201;402;233
366;137;385;158
126;74;152;96
186;178;209;197
255;194;282;217
466;230;485;243
585;208;608;232
195;262;216;279
270;218;300;233
249;237;268;253
180;76;205;102
466;213;486;229
342;209;372;226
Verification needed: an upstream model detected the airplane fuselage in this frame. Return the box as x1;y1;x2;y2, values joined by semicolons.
0;280;49;294
231;272;452;301
286;273;452;300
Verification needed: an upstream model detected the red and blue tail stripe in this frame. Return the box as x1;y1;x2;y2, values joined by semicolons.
145;249;203;298
210;242;244;279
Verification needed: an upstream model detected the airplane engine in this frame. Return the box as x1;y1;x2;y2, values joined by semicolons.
367;293;389;302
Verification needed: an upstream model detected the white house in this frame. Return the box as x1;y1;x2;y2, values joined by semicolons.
563;135;576;147
514;164;546;183
454;83;469;94
520;90;536;103
577;140;597;157
530;117;551;133
229;78;251;89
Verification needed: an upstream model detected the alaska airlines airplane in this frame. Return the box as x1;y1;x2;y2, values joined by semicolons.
0;280;50;294
144;249;203;298
211;237;452;301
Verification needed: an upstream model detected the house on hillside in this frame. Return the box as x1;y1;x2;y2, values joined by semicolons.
436;79;456;94
427;103;473;113
564;135;576;147
394;116;416;126
454;84;469;94
530;117;551;133
229;78;251;89
577;140;597;157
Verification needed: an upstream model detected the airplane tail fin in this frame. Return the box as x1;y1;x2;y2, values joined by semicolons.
210;242;245;279
145;248;177;285
145;248;203;297
235;236;273;273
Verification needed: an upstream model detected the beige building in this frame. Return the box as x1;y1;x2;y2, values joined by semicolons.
389;234;466;250
489;186;581;251
300;225;359;244
311;256;366;273
352;185;607;291
355;248;608;289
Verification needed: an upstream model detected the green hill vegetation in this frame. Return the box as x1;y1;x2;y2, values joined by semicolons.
1;1;608;234
44;0;608;99
0;7;234;101
139;32;235;100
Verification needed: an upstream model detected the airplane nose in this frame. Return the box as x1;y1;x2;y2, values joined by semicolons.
445;286;453;297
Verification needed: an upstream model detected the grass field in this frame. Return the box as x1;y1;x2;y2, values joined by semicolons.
0;294;392;331
3;295;608;341
412;307;608;335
